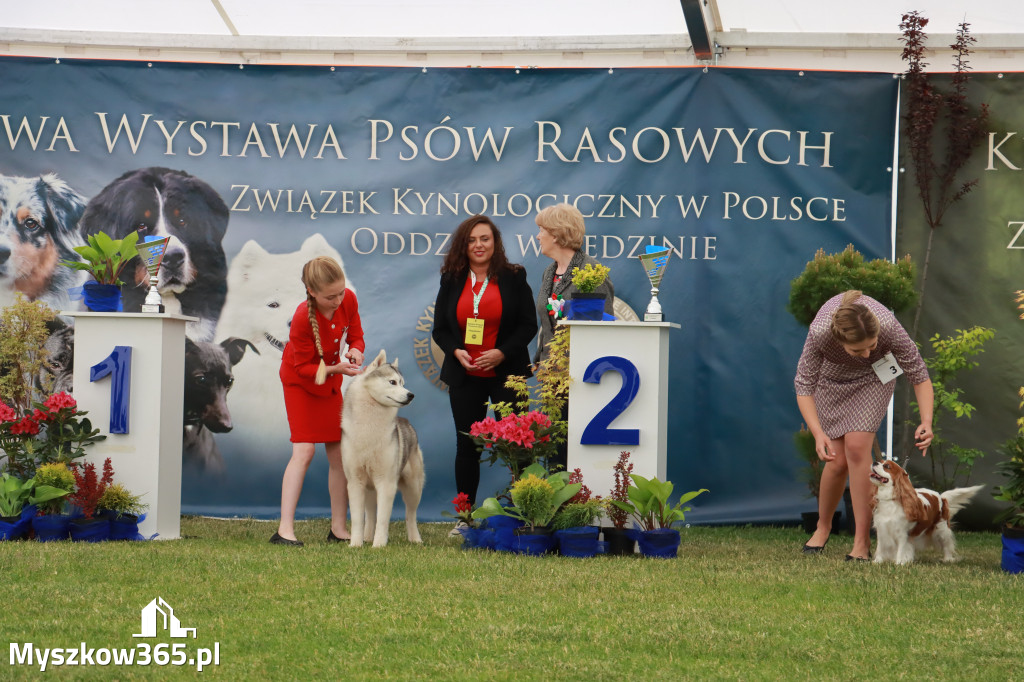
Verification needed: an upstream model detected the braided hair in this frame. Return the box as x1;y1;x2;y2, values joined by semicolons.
301;257;346;385
830;290;879;345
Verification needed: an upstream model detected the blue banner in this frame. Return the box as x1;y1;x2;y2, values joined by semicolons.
0;57;897;522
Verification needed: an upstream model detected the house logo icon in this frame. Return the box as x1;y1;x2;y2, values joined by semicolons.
133;597;197;638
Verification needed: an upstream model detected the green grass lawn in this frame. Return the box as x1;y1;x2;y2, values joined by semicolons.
2;518;1021;681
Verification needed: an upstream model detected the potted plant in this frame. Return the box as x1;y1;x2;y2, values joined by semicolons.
472;463;581;555
566;263;611;320
0;394;105;479
993;384;1024;574
601;450;636;555
0;472;69;541
610;474;708;558
29;462;76;541
442;492;489;550
62;230;139;312
551;469;603;557
469;409;561;493
97;482;149;541
67;458;114;542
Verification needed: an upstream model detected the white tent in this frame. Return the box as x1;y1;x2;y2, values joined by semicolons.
2;0;1022;71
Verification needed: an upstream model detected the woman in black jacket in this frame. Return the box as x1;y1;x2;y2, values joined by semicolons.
432;215;537;518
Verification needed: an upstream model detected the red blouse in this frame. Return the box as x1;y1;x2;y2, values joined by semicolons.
279;289;365;397
456;275;502;378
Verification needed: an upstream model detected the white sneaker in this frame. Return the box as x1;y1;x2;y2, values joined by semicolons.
449;521;469;537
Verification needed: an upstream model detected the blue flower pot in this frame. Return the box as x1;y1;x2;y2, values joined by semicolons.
1002;526;1024;574
555;526;600;558
82;282;122;312
32;514;71;542
629;527;681;558
485;515;524;552
109;514;143;541
565;295;605;321
513;527;556;556
70;516;111;542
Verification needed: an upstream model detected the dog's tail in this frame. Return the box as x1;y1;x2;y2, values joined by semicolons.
941;484;984;517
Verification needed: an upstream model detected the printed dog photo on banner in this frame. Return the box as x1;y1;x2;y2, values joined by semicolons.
210;233;353;472
0;172;88;311
77;166;231;342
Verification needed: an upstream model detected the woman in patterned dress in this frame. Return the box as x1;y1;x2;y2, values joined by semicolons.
794;290;933;561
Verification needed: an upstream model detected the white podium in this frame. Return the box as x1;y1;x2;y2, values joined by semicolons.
563;320;680;503
67;312;195;540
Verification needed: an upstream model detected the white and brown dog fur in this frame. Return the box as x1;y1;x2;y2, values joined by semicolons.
341;350;424;548
869;459;982;564
0;172;87;310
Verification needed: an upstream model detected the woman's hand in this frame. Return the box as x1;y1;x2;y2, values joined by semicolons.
345;348;364;367
454;348;478;371
330;360;363;377
474;349;505;372
814;431;835;462
914;423;933;455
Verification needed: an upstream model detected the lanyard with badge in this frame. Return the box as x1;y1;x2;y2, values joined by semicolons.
465;273;489;345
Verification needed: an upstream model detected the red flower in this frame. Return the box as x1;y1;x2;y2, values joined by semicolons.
43;392;77;412
10;416;40;436
32;408;51;423
0;402;16;423
452;492;472;514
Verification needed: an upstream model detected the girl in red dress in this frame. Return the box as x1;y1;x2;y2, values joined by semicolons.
271;257;365;546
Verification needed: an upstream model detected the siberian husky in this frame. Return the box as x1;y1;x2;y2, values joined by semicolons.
341;350;425;548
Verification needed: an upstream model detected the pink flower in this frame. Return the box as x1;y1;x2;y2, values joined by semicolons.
0;402;15;422
10;416;40;436
469;416;497;438
43;392;77;412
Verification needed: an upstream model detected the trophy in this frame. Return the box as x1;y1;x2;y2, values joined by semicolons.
136;236;171;313
639;246;672;322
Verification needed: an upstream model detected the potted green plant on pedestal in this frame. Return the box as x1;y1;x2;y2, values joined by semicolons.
610;474;708;558
30;462;76;541
566;263;611;320
98;482;149;541
62;230;139;312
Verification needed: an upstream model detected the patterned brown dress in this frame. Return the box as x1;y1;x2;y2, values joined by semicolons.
794;293;928;439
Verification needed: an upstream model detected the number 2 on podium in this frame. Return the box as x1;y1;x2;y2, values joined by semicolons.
90;346;132;434
580;355;640;446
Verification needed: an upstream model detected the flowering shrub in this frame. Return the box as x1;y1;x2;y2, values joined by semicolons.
570;263;611;294
470;410;560;486
0;393;105;478
603;451;634;529
441;492;477;528
68;458;114;519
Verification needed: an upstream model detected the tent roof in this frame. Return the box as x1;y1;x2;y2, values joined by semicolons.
1;0;1021;38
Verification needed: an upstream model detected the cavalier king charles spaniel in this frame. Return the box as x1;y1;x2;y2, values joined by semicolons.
869;459;982;565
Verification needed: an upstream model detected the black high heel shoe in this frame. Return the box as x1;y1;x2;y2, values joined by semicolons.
802;537;829;554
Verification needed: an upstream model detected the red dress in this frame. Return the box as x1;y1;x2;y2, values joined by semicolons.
279;291;365;443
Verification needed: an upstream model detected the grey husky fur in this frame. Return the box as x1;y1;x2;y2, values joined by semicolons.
341;350;425;547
